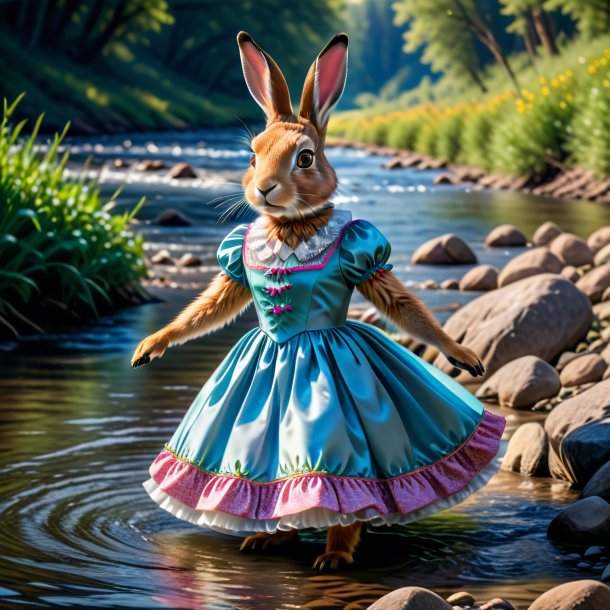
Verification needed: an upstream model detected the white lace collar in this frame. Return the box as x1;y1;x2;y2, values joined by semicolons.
244;208;353;268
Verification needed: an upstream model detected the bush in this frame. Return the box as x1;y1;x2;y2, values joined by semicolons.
414;118;438;157
434;111;465;162
569;81;610;177
459;111;497;171
385;116;422;150
0;95;148;337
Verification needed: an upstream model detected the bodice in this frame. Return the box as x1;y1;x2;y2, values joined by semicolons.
217;208;393;343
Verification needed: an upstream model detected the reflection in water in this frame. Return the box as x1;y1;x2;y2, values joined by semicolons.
1;129;609;609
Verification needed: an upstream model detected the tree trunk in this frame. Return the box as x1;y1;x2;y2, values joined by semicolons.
453;0;520;93
532;8;558;55
466;64;488;93
523;10;538;63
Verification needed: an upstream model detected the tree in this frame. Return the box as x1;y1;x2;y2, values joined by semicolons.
545;0;610;39
392;0;488;93
500;0;559;59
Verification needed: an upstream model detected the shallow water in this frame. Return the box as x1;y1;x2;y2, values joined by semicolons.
2;129;610;609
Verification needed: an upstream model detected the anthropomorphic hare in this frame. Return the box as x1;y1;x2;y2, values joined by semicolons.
132;32;501;568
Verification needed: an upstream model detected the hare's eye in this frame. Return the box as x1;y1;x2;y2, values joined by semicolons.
250;153;256;167
296;150;314;169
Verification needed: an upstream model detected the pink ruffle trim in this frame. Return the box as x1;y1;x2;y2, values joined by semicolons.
148;408;505;521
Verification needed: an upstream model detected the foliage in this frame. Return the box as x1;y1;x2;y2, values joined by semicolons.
546;0;610;40
329;44;610;178
0;95;148;337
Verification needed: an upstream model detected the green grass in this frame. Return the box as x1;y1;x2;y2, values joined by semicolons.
0;95;149;339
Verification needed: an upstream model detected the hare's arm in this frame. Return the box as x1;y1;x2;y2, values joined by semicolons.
356;270;485;377
131;273;252;366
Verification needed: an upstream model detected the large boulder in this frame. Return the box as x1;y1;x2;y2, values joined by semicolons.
533;221;562;246
583;461;610;502
154;208;193;227
433;274;593;382
411;234;477;265
476;356;560;409
501;422;548;476
547;497;610;546
528;579;610;610
497;248;563;287
368;586;452;610
588;226;610;255
550;233;593;267
559;353;607;387
459;265;499;291
484;224;527;248
576;263;610;303
544;379;610;486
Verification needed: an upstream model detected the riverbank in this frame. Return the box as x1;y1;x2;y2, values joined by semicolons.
327;137;610;204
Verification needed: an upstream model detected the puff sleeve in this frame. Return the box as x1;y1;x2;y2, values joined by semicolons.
216;223;249;287
339;219;393;285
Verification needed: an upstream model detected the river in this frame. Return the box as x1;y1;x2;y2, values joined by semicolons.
1;129;609;610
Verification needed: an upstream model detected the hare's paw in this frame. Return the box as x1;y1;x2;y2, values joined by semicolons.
312;550;354;570
445;343;485;377
131;332;169;368
239;530;296;552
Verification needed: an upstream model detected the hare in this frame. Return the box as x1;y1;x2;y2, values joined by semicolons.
133;31;486;571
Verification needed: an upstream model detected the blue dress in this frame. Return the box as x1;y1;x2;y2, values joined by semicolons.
143;208;506;536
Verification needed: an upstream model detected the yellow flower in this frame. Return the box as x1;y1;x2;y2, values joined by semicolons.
559;101;567;110
542;87;550;96
566;94;574;102
588;65;597;74
538;76;547;85
551;79;560;88
604;80;610;88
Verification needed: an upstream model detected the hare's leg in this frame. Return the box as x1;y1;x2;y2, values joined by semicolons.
239;529;297;552
312;522;363;570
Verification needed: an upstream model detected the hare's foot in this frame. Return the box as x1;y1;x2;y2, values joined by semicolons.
312;522;363;571
312;550;354;570
239;529;297;552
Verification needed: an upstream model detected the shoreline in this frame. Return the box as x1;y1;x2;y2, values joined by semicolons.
327;137;610;204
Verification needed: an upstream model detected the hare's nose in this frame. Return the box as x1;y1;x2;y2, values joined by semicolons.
256;184;277;197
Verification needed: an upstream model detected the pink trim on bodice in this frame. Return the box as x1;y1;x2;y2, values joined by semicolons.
242;217;362;272
148;408;505;522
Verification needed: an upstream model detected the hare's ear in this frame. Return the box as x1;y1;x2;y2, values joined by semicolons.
299;33;348;133
237;31;293;124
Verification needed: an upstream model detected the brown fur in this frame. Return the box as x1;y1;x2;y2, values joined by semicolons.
130;272;252;365
357;270;482;369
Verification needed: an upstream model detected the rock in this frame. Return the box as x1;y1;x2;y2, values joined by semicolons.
113;158;131;168
529;580;610;609
440;278;459;290
411;234;477;265
177;253;202;267
584;546;605;558
445;592;475;606
576;263;610;303
545;379;610;485
497;247;563;287
368;586;452;610
561;265;580;282
559;353;607;387
595;301;610;321
478;599;515;610
150;249;175;265
501;422;548;476
594;243;610;266
154;208;193;227
433;274;593;382
476;356;560;409
533;221;563;246
556;351;583;371
588;226;610;255
583;462;610;502
484;224;527;248
167;162;197;179
459;265;499;291
135;159;166;171
602;565;610;583
547;497;610;546
550;233;594;267
433;173;454;185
